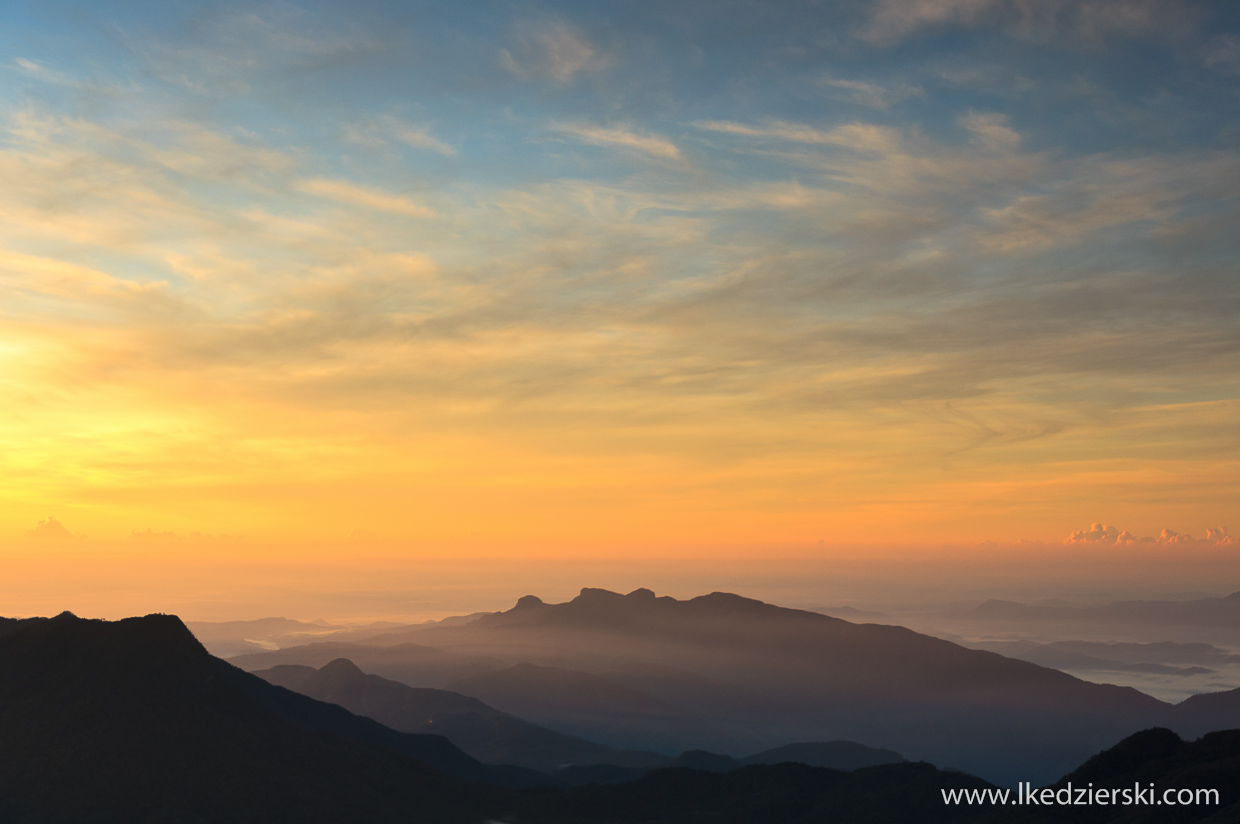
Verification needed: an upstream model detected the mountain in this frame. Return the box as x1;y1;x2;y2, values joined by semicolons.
968;593;1240;645
186;616;486;659
519;761;1002;824
742;741;905;770
1173;688;1240;740
232;639;501;687
988;728;1240;823
4;610;1239;823
447;662;724;753
370;588;1178;784
255;658;670;772
227;588;1240;785
971;592;1240;625
972;640;1239;675
0;611;558;824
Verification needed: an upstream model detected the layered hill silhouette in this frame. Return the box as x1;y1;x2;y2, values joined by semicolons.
3;611;1238;823
255;657;905;779
231;588;1240;785
255;658;670;772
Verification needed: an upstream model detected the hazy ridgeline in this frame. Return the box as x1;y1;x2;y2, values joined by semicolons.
218;587;1240;787
3;598;1239;823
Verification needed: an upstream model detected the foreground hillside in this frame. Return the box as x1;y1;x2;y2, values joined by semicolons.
0;613;525;824
1;611;1237;823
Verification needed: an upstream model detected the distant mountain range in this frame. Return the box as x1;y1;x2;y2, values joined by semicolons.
254;657;904;777
966;592;1240;646
229;587;1240;785
971;592;1240;625
256;658;671;773
2;610;1237;822
971;639;1240;678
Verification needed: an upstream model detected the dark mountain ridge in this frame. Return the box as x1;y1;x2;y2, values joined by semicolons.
0;610;554;824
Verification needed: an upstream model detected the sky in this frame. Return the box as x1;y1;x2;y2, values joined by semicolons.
2;0;1240;595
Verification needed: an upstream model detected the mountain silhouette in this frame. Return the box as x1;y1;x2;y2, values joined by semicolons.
4;611;1239;823
0;611;551;824
255;658;670;772
388;588;1183;784
992;728;1240;823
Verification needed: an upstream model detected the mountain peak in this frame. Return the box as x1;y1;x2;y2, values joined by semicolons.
575;587;624;602
319;658;366;678
514;595;544;609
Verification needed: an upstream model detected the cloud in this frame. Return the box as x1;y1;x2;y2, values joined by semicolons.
11;58;89;89
1065;522;1124;544
859;0;1204;45
863;0;995;45
298;178;437;217
551;123;680;160
1205;527;1236;545
26;516;75;541
818;76;921;109
1064;524;1237;546
500;19;606;84
343;116;456;157
692;120;901;154
1204;35;1240;74
958;112;1020;151
125;7;384;98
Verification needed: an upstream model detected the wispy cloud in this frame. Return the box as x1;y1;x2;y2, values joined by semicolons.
298;179;437;217
551;123;680;159
500;18;607;83
343;115;456;156
692;120;900;154
818;76;922;109
11;58;86;88
860;0;1205;45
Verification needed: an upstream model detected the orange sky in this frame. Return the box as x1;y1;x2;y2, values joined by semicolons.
2;0;1239;582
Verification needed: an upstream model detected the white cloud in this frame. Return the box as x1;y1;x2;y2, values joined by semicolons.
552;123;680;160
692;119;900;154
